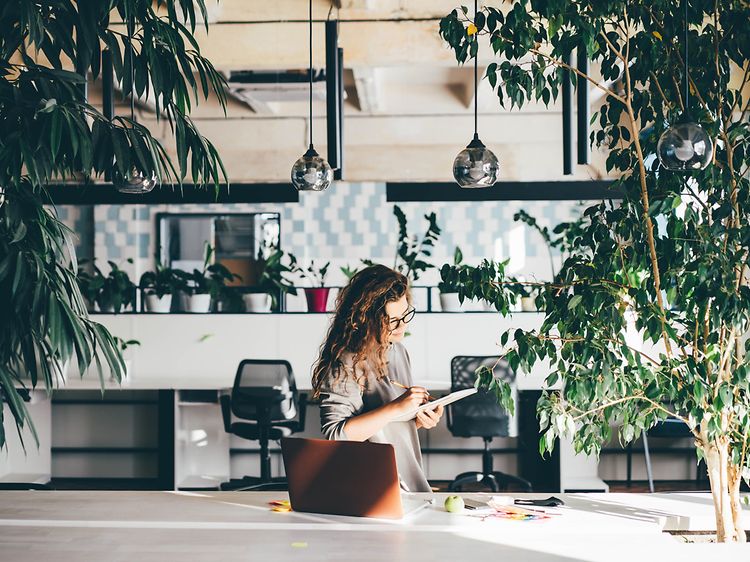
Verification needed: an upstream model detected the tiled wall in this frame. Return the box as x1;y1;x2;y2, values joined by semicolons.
55;182;588;286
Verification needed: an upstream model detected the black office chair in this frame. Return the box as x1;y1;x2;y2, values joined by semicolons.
219;360;307;491
447;356;532;492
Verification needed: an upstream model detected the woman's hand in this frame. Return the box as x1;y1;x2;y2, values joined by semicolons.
415;404;444;430
387;386;430;418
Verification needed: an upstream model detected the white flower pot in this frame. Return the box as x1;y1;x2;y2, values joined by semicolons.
439;292;462;312
521;296;536;312
243;293;272;313
145;294;172;313
186;293;212;313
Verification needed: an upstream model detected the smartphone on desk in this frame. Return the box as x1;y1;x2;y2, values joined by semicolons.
463;499;491;510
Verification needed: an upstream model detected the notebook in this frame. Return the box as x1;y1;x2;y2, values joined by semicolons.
390;387;478;422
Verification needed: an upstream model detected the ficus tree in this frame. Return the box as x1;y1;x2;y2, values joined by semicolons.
0;1;226;449
440;0;750;542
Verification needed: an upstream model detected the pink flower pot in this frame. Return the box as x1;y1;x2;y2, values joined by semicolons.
304;287;330;313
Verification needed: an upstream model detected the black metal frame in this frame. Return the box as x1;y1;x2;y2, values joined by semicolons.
561;52;574;175
576;45;590;165
45;183;299;205
325;20;343;180
386;181;621;202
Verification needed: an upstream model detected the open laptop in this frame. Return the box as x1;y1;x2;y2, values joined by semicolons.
280;437;431;519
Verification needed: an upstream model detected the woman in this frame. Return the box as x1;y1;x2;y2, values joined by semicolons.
311;264;443;492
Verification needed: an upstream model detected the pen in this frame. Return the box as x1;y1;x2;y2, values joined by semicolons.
389;379;432;400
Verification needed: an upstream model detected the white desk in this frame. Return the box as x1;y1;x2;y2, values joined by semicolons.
0;491;747;561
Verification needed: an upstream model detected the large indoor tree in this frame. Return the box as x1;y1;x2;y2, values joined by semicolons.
0;1;226;448
440;0;750;542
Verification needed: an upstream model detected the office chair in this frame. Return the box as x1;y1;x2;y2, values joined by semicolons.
219;359;307;491
447;356;532;492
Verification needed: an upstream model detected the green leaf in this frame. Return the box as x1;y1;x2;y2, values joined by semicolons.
568;295;583;310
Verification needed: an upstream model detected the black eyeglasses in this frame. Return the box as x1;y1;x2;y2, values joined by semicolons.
387;307;416;330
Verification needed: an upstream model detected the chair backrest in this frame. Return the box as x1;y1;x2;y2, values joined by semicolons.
448;355;517;439
231;359;298;423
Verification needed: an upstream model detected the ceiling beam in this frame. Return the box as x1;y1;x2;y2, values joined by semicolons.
351;67;384;112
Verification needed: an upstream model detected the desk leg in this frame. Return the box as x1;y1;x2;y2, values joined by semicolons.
157;390;175;490
518;390;560;492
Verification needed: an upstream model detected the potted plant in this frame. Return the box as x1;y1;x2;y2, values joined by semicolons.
437;247;464;312
76;260;103;313
77;259;136;313
244;249;297;312
441;1;750;541
340;264;360;280
290;255;331;313
511;276;536;312
362;205;442;310
178;244;240;313
139;261;181;313
0;1;228;453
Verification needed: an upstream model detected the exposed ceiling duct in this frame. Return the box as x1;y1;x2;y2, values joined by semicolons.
226;70;329;114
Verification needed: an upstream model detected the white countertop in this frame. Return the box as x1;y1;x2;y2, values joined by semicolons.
0;491;747;561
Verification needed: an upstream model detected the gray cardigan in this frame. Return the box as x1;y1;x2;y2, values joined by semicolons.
318;341;431;492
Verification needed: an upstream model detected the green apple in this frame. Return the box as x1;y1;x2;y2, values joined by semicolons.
444;495;465;513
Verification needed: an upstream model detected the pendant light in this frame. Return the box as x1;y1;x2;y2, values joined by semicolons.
452;0;498;188
291;0;333;192
114;20;157;194
656;0;713;171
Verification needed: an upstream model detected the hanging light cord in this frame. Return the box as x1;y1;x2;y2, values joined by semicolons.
128;19;135;121
308;0;313;148
474;0;478;137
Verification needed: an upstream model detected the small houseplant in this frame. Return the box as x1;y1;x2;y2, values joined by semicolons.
176;244;240;313
437;246;465;312
290;255;331;313
362;205;442;310
77;259;136;313
244;248;297;312
340;264;360;280
139;261;182;313
76;261;103;312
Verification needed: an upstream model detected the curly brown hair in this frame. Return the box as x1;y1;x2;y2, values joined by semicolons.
311;264;411;398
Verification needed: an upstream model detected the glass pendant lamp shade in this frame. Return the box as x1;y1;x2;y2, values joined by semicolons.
656;0;714;172
113;167;157;194
453;0;498;188
291;146;333;191
657;116;714;171
453;134;499;188
114;21;158;195
291;0;333;192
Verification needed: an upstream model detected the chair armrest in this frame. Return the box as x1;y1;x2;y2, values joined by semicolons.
296;392;308;432
277;393;308;434
219;394;232;433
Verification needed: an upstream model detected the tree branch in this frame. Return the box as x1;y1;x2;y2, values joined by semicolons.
529;48;627;105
